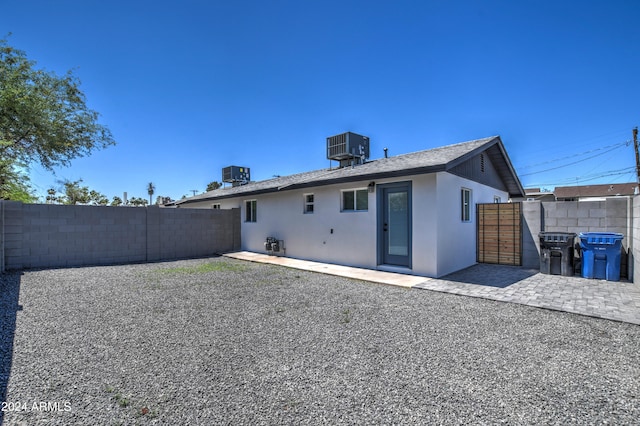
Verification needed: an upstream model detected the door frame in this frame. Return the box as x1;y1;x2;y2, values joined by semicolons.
377;181;412;268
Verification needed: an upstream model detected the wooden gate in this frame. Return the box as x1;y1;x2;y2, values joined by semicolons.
477;202;522;266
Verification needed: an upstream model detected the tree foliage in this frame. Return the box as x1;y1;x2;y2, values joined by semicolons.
47;179;109;205
0;37;115;200
147;182;155;204
128;196;148;207
156;195;173;205
206;181;222;192
0;157;36;202
46;179;152;207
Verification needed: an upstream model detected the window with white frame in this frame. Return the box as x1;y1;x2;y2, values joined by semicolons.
342;189;368;212
304;193;314;214
494;196;501;203
212;203;221;209
461;188;471;222
245;200;257;222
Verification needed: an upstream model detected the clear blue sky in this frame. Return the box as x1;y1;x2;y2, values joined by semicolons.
2;0;638;201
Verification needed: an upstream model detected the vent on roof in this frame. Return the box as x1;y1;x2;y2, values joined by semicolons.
327;132;370;168
222;166;250;187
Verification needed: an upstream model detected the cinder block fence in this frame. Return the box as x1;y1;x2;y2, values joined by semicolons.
1;197;638;283
521;197;634;281
0;202;240;271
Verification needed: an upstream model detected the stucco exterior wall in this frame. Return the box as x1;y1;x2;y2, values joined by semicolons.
433;173;509;277
410;174;438;276
183;171;508;278
241;184;378;268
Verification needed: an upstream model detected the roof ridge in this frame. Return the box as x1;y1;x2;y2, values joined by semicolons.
380;135;498;160
174;134;519;205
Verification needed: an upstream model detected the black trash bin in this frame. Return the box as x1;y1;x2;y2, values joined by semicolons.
539;232;576;276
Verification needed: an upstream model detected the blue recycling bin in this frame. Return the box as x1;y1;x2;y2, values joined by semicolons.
579;232;624;281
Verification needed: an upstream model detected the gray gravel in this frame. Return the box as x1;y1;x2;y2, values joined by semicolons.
1;257;639;425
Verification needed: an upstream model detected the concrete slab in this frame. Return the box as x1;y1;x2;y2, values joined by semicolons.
223;251;430;288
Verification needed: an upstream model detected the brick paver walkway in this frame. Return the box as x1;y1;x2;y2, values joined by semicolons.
415;263;640;325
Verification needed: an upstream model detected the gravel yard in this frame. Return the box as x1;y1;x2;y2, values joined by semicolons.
1;257;639;425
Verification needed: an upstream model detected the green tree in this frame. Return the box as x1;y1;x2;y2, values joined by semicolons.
60;179;90;205
89;190;109;206
46;179;107;205
0;38;115;199
128;196;148;207
46;187;59;204
156;195;173;205
110;196;123;206
206;181;222;192
0;158;36;202
147;182;155;204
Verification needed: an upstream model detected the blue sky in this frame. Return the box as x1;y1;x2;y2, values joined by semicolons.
1;0;638;201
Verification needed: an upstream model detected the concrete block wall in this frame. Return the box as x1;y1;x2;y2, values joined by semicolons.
149;207;241;262
521;201;542;269
541;199;630;236
521;198;632;279
0;202;240;270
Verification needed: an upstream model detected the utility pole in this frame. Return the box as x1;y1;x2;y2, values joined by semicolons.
634;127;639;189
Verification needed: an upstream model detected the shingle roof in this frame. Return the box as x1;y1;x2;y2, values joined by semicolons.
554;182;638;199
176;135;523;205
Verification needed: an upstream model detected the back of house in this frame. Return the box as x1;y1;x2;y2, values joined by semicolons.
175;134;524;278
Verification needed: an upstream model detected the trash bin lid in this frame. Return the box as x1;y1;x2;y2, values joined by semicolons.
578;232;624;244
539;232;577;243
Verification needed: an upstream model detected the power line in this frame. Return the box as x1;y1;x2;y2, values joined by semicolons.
517;140;629;171
518;142;629;177
519;128;631;169
526;167;636;187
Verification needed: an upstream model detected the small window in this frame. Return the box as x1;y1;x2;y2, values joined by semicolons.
245;200;257;222
212;203;221;209
304;194;314;214
342;189;368;212
494;196;501;203
461;188;471;222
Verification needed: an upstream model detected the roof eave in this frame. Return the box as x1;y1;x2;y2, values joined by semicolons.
176;165;448;205
444;135;524;198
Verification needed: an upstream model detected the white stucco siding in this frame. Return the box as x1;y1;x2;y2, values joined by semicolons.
403;174;438;277
179;170;508;278
176;199;242;210
434;172;509;277
232;182;378;269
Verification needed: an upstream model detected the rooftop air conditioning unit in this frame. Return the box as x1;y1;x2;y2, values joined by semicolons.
222;166;250;187
327;132;370;167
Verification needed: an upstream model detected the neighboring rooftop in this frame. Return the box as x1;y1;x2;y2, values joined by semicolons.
522;182;638;201
554;182;638;200
175;135;524;206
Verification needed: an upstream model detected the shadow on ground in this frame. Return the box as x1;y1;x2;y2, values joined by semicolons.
0;272;22;426
441;263;539;288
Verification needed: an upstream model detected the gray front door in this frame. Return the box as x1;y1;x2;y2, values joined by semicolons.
378;182;412;268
